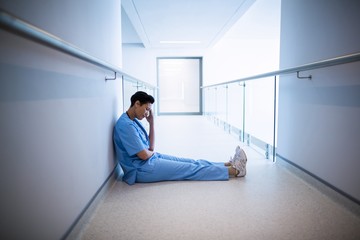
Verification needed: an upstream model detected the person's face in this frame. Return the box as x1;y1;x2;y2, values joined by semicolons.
135;101;152;120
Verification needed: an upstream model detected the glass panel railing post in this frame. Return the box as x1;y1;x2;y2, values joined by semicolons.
212;87;214;119
122;75;126;113
210;88;212;120
225;84;229;133
272;76;277;162
202;88;205;116
242;82;246;143
204;87;211;118
215;87;218;126
266;144;270;159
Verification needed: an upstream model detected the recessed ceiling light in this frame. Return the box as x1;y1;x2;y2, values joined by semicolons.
159;40;201;44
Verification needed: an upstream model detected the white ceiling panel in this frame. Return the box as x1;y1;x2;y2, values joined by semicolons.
122;0;255;48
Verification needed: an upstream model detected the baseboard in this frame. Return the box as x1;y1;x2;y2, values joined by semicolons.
62;164;120;240
276;154;360;216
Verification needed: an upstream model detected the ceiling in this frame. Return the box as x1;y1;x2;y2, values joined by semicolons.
121;0;255;49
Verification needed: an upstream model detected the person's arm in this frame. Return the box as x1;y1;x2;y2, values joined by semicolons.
137;149;154;160
147;109;155;151
136;109;155;161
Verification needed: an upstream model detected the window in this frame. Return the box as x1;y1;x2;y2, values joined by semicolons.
157;57;202;115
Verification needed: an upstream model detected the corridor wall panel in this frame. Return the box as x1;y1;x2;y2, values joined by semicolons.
278;0;360;202
0;0;123;239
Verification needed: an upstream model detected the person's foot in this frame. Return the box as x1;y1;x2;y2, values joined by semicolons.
232;146;247;177
225;157;233;166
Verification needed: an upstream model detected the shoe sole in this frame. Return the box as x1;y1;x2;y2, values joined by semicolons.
238;149;247;177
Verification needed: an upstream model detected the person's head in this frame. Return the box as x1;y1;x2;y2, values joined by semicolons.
129;91;155;120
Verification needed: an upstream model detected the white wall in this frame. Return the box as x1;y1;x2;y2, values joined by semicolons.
203;0;281;86
278;0;360;202
0;0;122;239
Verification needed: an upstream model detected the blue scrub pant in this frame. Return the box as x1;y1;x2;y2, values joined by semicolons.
136;153;229;183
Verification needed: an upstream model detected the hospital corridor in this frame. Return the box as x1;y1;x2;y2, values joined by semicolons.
75;116;360;240
1;0;360;239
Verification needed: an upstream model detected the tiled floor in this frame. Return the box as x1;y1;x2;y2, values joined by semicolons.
77;116;360;240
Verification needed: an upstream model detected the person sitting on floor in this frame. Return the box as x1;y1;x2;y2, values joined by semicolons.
113;91;247;185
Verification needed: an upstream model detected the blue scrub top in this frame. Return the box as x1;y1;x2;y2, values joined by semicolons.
113;113;155;184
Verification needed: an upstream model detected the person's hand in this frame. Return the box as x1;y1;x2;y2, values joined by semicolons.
146;109;154;124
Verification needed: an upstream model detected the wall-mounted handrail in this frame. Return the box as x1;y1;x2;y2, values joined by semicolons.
202;52;360;88
0;9;155;89
202;51;360;162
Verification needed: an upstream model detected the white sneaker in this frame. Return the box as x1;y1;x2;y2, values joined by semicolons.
232;146;247;177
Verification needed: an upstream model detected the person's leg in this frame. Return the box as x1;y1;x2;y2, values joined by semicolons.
159;152;243;177
157;152;241;178
157;153;228;167
136;154;229;183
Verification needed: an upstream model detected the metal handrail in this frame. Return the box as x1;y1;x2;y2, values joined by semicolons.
201;51;360;162
0;9;155;89
202;52;360;88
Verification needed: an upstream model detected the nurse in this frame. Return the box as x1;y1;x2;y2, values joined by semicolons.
113;91;247;185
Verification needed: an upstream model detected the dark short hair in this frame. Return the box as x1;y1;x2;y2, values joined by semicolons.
130;91;155;107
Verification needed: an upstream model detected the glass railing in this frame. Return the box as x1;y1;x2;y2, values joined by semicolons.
122;77;156;113
122;77;157;131
202;51;360;162
203;76;277;161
